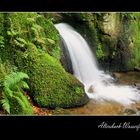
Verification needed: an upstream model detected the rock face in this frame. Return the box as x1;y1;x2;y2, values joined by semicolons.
88;85;94;93
134;83;140;90
24;47;89;108
60;37;73;74
49;13;140;72
123;108;137;115
100;13;119;37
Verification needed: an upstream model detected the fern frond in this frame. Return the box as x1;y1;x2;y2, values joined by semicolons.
1;94;10;114
18;81;29;90
1;71;30;114
3;86;13;97
4;72;29;90
46;38;55;45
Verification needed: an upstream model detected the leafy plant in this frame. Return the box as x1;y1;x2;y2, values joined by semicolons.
0;36;5;48
7;29;19;38
96;43;105;59
0;72;33;114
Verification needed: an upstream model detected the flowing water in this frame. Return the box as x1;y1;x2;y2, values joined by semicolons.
55;23;140;106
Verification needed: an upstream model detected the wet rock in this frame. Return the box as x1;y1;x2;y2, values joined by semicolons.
123;108;137;115
60;37;73;74
136;106;140;111
133;83;140;89
102;80;110;86
88;85;94;93
102;13;119;37
134;67;140;72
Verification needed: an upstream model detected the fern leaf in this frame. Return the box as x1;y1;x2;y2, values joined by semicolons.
3;86;13;97
1;71;30;114
16;37;27;45
4;72;29;89
46;38;55;45
1;95;10;114
18;81;29;90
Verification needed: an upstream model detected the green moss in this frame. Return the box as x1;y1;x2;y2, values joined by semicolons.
1;13;89;109
9;92;33;115
96;42;105;59
0;61;16;87
0;36;4;48
21;46;88;108
0;63;6;85
0;13;89;111
0;13;60;61
41;13;63;23
0;14;4;35
0;63;6;110
125;13;140;70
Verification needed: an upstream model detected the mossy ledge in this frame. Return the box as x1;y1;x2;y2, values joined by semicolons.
20;44;89;108
0;13;89;110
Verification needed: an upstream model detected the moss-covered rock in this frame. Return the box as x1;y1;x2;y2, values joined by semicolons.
125;13;140;70
60;37;73;74
20;44;89;108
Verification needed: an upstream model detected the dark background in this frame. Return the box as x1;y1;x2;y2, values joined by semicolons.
0;0;140;137
0;0;140;11
0;116;140;136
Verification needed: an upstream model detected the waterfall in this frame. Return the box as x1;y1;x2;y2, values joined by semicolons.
55;23;140;106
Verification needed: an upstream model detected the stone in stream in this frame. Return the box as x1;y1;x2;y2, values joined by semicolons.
134;67;140;72
133;83;140;90
88;85;94;93
123;108;137;115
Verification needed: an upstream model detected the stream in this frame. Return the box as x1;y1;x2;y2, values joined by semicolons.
51;71;140;115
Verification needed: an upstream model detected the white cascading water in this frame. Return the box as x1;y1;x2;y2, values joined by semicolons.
55;23;140;106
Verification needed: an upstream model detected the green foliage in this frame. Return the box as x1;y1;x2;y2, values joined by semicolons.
75;87;84;94
0;63;6;92
3;72;29;94
0;61;17;88
0;13;89;111
0;13;60;62
9;91;32;114
0;36;5;48
9;13;60;60
96;43;105;59
125;13;140;69
121;13;136;21
96;13;107;21
7;29;19;37
1;93;10;113
35;17;60;59
20;49;89;108
0;72;33;114
7;28;28;50
0;14;4;35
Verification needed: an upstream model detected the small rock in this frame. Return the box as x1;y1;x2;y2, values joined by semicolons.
134;67;140;72
88;85;94;93
123;108;137;115
133;83;140;89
